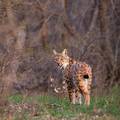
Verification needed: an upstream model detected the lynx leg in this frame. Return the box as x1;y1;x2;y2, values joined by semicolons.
68;89;76;104
72;92;76;104
84;94;90;106
75;90;82;104
78;93;83;105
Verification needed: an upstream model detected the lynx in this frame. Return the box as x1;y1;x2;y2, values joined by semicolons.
53;49;92;106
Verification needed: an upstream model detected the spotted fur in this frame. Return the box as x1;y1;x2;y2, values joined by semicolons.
53;49;92;106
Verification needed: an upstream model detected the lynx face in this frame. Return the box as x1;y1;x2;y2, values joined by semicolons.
53;49;70;69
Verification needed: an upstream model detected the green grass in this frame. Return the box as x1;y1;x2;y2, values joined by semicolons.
8;94;23;104
6;86;120;120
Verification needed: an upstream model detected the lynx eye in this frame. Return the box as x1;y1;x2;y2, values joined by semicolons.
83;74;89;79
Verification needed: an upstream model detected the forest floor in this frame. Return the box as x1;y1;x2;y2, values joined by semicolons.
0;86;119;120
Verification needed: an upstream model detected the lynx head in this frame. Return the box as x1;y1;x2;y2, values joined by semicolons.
53;49;70;69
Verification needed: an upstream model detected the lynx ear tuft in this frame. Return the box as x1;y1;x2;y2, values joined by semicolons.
53;49;57;55
62;49;67;55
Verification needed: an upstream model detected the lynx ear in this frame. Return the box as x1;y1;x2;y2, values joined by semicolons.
53;49;57;55
62;49;67;55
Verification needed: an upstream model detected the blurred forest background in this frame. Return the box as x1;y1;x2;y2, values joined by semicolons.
0;0;120;97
